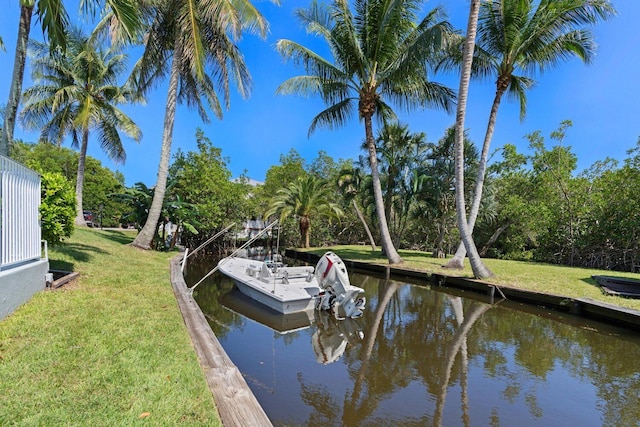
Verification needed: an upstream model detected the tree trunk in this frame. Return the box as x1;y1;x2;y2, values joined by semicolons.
364;115;403;264
74;128;90;225
1;5;33;157
433;300;491;427
444;87;505;269
452;0;493;279
132;42;181;249
353;200;377;251
479;221;511;256
299;216;310;248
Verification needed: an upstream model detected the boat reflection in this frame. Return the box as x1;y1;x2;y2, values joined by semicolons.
218;287;364;364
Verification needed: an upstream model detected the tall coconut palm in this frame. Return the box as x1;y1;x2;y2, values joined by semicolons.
265;175;343;248
1;0;140;157
130;0;274;250
444;0;615;271
451;0;494;278
20;30;142;226
276;0;457;264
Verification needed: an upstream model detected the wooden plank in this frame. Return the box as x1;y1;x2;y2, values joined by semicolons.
170;256;272;427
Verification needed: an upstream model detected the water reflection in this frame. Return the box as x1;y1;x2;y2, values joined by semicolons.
187;260;640;427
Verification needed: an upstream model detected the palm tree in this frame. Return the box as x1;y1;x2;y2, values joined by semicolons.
20;30;142;226
374;122;429;248
444;0;615;271
276;0;456;264
130;0;274;250
450;0;494;278
337;166;377;251
265;175;343;248
1;0;140;157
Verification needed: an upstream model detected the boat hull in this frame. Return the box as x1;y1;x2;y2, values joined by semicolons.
232;279;315;314
218;257;320;315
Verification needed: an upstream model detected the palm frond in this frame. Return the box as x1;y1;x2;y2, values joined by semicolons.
308;98;357;136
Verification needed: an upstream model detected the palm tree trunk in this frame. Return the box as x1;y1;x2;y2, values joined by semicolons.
1;5;33;157
453;0;493;279
352;200;377;251
433;301;491;427
364;115;403;264
132;43;181;249
300;216;310;248
74;128;90;225
445;88;505;269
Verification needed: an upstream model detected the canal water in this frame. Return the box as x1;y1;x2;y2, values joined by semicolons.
185;258;640;427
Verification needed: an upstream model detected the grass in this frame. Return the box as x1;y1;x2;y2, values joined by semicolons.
304;245;640;311
0;228;221;426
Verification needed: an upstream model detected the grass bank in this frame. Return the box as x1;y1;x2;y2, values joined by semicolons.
0;228;221;426
304;246;640;312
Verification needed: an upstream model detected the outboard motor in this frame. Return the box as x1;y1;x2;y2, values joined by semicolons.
314;252;366;319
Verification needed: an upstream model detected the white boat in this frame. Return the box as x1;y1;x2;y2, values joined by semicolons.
217;251;366;319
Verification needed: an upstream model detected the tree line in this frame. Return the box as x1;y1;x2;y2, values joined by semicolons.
1;0;622;277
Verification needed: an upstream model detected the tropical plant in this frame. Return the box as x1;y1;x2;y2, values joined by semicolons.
1;0;140;157
111;182;155;232
414;126;483;257
337;166;376;250
11;140;128;227
443;0;615;271
20;29;142;226
130;0;274;250
276;0;457;264
39;170;76;246
374;122;430;248
167;129;249;246
264;175;343;248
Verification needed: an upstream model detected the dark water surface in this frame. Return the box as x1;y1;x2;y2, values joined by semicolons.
186;258;640;427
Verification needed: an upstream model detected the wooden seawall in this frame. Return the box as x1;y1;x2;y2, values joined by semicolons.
170;256;272;426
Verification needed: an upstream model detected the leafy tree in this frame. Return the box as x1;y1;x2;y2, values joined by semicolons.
130;0;274;250
443;0;615;272
20;29;141;226
337;166;376;250
1;0;140;156
415;126;484;257
11;141;128;227
374;122;430;248
111;182;154;231
276;0;456;264
39;171;75;245
264;175;343;248
168;129;251;247
259;149;307;203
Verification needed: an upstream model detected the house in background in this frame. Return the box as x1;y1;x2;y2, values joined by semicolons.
0;155;49;320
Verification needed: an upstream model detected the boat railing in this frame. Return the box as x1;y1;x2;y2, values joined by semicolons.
180;222;236;272
187;220;279;293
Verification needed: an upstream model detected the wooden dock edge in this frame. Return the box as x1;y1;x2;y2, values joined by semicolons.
170;256;273;427
285;249;640;332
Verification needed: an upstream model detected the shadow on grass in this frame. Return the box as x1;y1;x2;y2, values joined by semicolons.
98;230;136;245
49;259;75;272
50;242;108;265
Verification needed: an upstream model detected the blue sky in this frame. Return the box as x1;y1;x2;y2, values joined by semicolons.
1;0;639;187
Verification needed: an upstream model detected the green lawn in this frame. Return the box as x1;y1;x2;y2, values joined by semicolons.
304;245;640;311
0;228;221;426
